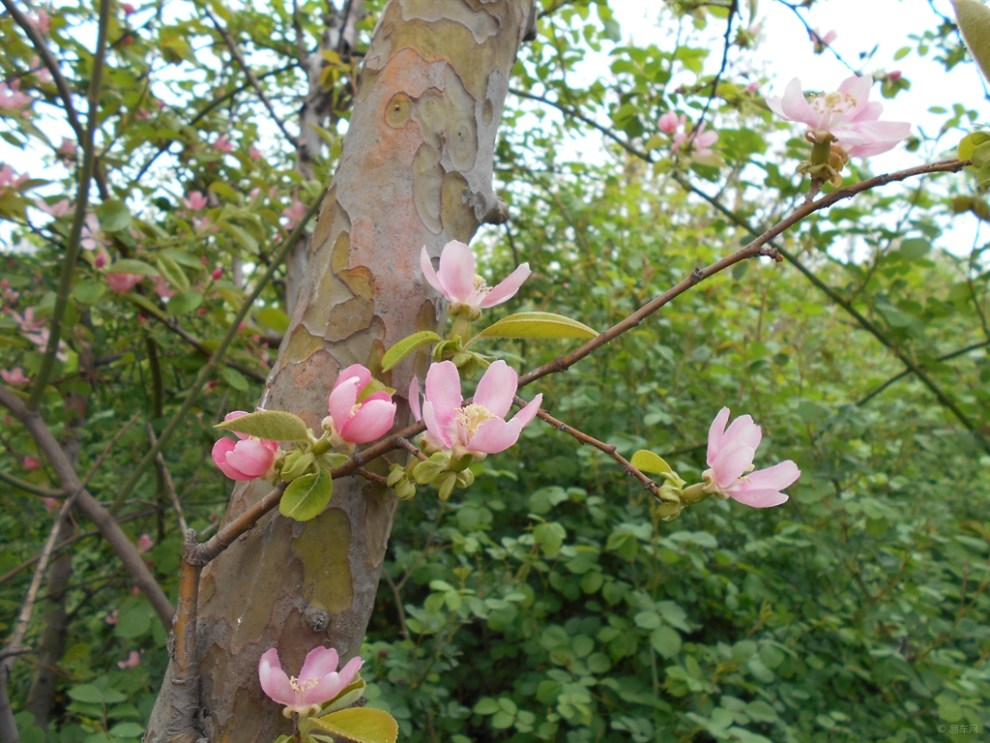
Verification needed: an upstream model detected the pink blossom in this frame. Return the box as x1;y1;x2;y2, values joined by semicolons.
30;57;52;85
281;200;307;231
35;198;72;218
23;456;41;471
326;364;397;444
93;249;109;269
1;367;29;385
0;164;28;192
28;9;51;35
81;213;105;250
151;275;174;299
211;266;223;281
248;145;263;160
106;272;143;293
117;650;142;669
182;190;208;211
416;360;541;458
259;646;363;717
702;407;800;508
658;112;679;134
212;136;234;153
0;81;32;113
105;610;118;625
42;497;59;512
212;411;279;480
673;119;718;158
811;28;837;48
765;75;911;157
420;241;530;315
122;2;136;15
888;70;902;82
136;533;153;553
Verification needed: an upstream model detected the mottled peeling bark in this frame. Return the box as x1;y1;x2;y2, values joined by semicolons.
146;2;535;740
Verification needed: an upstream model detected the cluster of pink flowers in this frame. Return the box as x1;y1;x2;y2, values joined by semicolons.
259;646;362;717
411;360;541;459
703;407;800;508
766;75;911;158
420;240;530;316
658;113;718;158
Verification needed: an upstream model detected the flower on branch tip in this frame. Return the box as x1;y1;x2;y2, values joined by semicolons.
326;364;397;445
420;241;530;317
0;82;32;114
415;360;542;458
259;646;363;718
702;407;800;508
212;411;279;480
765;75;911;158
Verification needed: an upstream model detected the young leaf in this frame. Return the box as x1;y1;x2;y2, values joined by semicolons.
381;330;442;372
475;312;597;341
312;708;399;743
279;467;334;521
631;449;673;476
954;0;990;84
216;410;311;442
106;259;159;276
96;199;132;232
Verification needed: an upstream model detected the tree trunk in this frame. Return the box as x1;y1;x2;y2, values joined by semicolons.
146;1;535;740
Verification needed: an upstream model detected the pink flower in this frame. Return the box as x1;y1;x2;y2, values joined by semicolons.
1;367;29;385
117;650;142;669
106;272;143;293
658;112;679;134
28;9;51;35
212;411;279;480
326;364;397;444
211;266;223;281
281;200;307;231
415;360;541;458
0;164;28;192
42;497;59;512
23;456;41;471
122;3;136;15
0;81;32;113
81;213;105;250
105;609;118;625
673;119;719;158
702;407;800;508
57;138;78;159
212;136;234;153
811;28;837;48
420;241;530;315
35;198;72;218
259;646;363;717
137;533;153;553
248;145;263;160
765;75;911;157
181;190;208;211
151;275;174;299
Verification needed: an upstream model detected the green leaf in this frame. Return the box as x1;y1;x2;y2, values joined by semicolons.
312;708;399;743
168;291;202;317
651;625;682;658
958;131;990;161
630;450;672;476
72;280;106;305
216;410;311;441
279;467;333;521
96;199;131;232
954;0;990;84
156;255;190;293
220;366;249;391
208;180;241;202
381;330;442;372
475;312;597;341
257;306;290;333
106;259;158;276
218;220;259;253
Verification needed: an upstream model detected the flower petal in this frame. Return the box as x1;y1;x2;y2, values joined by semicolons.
419;246;445;296
435;240;476;303
468;416;523;454
334;364;371;393
479;262;531;307
298;646;339;681
211;438;243;480
341;398;396;443
473;360;517;418
421;401;453;448
408;377;422;422
728;487;790;508
510;393;542;429
424;361;463;419
328;376;359;429
706;407;731;465
711;443;756;488
258;649;295;706
225;439;276;478
743;460;801;491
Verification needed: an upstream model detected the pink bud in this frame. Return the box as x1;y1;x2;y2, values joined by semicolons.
658;112;680;134
106;610;118;625
888;70;902;82
94;249;108;269
23;455;41;471
211;267;223;281
122;2;136;14
137;533;153;553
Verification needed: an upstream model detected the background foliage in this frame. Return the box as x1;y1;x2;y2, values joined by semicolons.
1;0;988;741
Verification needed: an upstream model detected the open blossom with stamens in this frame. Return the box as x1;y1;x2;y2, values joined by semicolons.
414;360;542;458
765;75;911;157
702;407;800;508
420;241;530;316
182;190;208;211
259;646;363;717
325;364;397;444
212;411;279;480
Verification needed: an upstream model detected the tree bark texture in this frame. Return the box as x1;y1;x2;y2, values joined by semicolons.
146;1;535;740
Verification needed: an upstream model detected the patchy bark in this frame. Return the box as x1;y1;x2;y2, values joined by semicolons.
146;1;535;740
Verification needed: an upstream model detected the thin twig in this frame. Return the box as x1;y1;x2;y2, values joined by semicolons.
147;425;188;534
